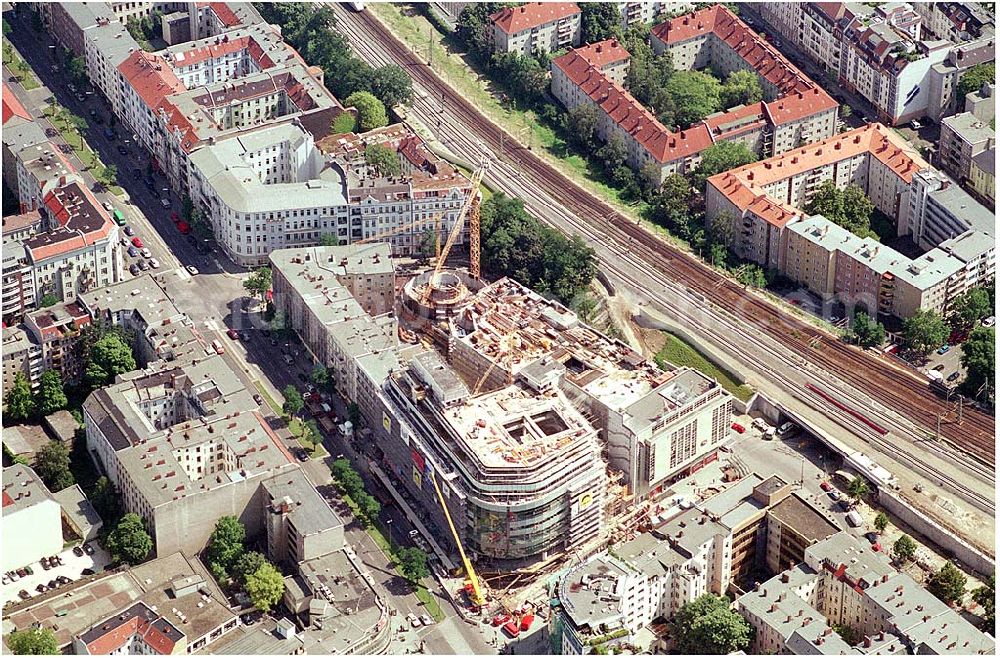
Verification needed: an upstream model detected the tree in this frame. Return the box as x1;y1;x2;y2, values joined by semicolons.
456;3;505;59
311;365;330;387
927;562;967;606
318;234;340;247
839;103;852;119
805;181;875;238
282;385;304;417
347;402;361;429
566;103;600;151
710;242;729;269
68;113;88;136
692;142;757;190
581;2;622;43
491;52;548;104
101;163;118;187
303;419;321;450
874;512;889;534
720;69;763;109
671;594;751;654
664;71;722;127
355;492;381;527
206;515;246;573
107;513;152;565
243;267;272;302
902;309;950;356
596;134;628;173
851;312;885;348
736;263;767;288
91;476;121;522
960;326;994;400
893;534;917;562
232;551;268;588
638;162;663;198
245;563;285;612
957;62;995;101
331;458;353;483
950;287;991;330
7;627;59;655
972;574;995;631
36;441;74;492
846;476;869;503
85;333;136;388
38;370;68;416
4;372;36;422
344;91;388;132
331;112;357;134
398;547;430;583
370;64;413;108
38;293;58;307
364;143;402;177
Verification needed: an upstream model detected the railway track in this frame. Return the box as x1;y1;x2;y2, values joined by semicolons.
346;9;995;467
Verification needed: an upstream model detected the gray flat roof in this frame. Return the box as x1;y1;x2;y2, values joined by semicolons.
942;112;995;145
768;493;839;544
262;469;343;536
2;464;54;514
557;554;632;630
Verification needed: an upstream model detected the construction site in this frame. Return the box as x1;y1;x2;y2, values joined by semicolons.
270;161;736;616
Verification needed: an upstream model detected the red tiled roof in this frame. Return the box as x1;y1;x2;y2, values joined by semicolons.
118;51;186;111
2;491;13;507
169;35;276;70
813;2;847;22
27;181;116;262
209;2;240;27
568;38;629;68
2;83;31;125
707;123;931;225
650;4;722;44
490;2;580;34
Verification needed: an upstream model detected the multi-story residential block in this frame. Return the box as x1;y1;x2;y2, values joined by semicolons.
938;111;994;185
964;82;995;122
738;532;995;655
913;1;994;42
706;123;995;318
22;302;92;385
927;34;996;123
2;210;45;246
489;2;582;56
969;146;995;205
2;464;65;573
261;469;345;567
554;474;839;654
615;2;692;31
1;325;42;391
551;6;838;183
2;244;36;326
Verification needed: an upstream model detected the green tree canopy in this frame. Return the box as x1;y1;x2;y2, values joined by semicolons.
671;594;751;654
232;551;268;588
331;112;357;134
566;103;600;152
107;513;152;565
370;64;413;108
282;385;304;417
38;293;58;308
355;492;381;528
36;440;75;492
663;70;722;127
364;143;402;177
7;627;59;655
720;69;763;108
650;174;693;237
847;476;870;502
206;515;246;572
38;369;68;416
960;326;994;400
893;534;917;562
950;287;992;330
344;91;388;132
957;62;995;100
86;333;136;389
902;309;950;356
398;547;430;583
874;512;889;534
4;372;36;423
851;312;886;349
91;476;121;522
490;52;548;104
311;365;330;387
692;141;758;190
243;267;272;301
972;574;995;632
456;3;506;59
245;563;285;612
736;263;767;288
927;562;967;605
480;193;597;304
805;180;876;238
581;2;622;43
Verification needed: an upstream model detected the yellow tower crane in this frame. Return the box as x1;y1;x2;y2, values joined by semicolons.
429;469;486;607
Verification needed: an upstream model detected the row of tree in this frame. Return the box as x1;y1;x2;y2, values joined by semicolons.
205;516;285;612
330;458;381;528
253;4;412;113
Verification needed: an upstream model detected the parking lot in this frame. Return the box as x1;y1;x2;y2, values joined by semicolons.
2;542;111;608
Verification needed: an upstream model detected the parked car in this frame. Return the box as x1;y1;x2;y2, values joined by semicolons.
102;201;114;212
117;144;128;156
186;265;198;276
149;258;160;269
41;557;51;570
419;614;433;627
933;363;946;371
140;248;151;259
160;198;171;208
819;481;832;492
170;211;180;222
83;543;95;555
35;584;47;593
129;263;140;276
936;344;951;355
73;546;85;557
828;490;841;501
731;422;745;434
946;371;961;382
983;316;995;327
18;590;30;600
123;225;134;236
81;568;95;576
137;259;149;271
227;328;239;340
131;236;143;248
253;394;264;405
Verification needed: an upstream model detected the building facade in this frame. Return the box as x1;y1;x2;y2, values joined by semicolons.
489;2;582;56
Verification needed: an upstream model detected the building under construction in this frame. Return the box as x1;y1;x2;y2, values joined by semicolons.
271;242;735;569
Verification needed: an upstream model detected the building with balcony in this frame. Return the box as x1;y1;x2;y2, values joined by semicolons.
969;146;995;205
490;2;582;56
22;302;93;385
1;325;42;392
913;1;994;43
938;111;994;185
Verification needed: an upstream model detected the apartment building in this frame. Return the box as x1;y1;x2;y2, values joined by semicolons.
2;325;42;391
551;6;837;183
913;1;994;42
969;146;995;205
926;34;995;123
490;2;582;56
555;474;839;654
261;469;345;567
21;302;93;385
738;532;995;655
938;112;995;185
2;465;65;573
706;123;994;318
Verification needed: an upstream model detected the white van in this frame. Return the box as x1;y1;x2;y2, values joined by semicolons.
211;339;224;355
776;421;797;437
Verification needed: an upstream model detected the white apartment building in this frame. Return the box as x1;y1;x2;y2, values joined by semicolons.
615;2;691;30
490;2;582;56
2;465;65;573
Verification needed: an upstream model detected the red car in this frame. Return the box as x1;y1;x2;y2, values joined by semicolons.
177;221;191;235
820;481;832;492
492;614;511;627
519;614;534;632
227;328;239;340
131;236;143;248
731;422;745;434
502;621;520;638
